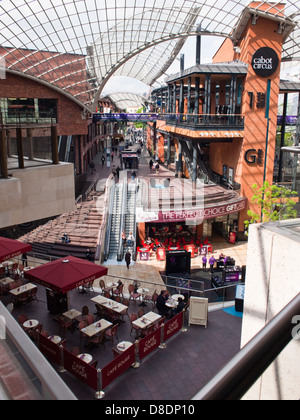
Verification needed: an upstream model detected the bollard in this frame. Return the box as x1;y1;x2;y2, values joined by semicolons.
95;369;105;399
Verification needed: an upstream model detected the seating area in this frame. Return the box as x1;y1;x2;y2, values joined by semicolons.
18;191;105;260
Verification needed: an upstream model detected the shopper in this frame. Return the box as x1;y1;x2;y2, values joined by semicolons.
125;250;131;269
156;290;169;317
101;155;105;166
209;255;216;273
127;232;134;248
202;255;207;272
149;159;153;171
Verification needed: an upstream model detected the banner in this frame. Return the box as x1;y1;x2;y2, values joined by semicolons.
163;312;183;341
101;345;135;389
138;328;161;360
63;349;98;391
38;333;61;365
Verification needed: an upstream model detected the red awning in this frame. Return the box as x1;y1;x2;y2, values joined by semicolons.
0;237;32;263
24;255;108;294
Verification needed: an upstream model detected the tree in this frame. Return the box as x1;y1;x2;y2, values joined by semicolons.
244;181;298;231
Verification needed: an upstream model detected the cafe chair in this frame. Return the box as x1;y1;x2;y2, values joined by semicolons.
128;284;141;303
129;313;141;338
151;292;158;310
112;347;121;358
17;313;28;326
89;332;104;349
28;288;38;302
112;283;124;299
104;324;118;345
86;314;95;325
90;360;98;369
137;308;145;318
58;316;73;338
95;303;105;319
71;346;81;356
144;289;155;306
100;279;112;295
17;291;30;305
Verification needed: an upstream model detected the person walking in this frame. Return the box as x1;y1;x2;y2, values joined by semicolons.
101;155;105;166
202;255;207;272
209;255;216;274
125;250;131;269
149;159;153;172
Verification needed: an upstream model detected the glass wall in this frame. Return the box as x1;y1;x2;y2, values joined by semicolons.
0;98;57;124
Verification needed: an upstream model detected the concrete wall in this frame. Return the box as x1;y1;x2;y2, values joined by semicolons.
241;220;300;400
0;163;75;228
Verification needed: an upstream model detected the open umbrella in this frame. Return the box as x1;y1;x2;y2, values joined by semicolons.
0;237;32;263
24;255;108;294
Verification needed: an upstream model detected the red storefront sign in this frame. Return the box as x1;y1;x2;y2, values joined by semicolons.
163;312;183;341
157;247;166;261
38;333;61;365
101;345;135;389
63;349;98;391
139;328;161;360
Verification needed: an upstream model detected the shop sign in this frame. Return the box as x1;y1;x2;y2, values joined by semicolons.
251;47;279;78
244;148;264;165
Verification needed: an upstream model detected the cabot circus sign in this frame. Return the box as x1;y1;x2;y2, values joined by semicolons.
252;47;279;77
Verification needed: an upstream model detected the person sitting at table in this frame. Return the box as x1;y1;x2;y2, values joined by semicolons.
61;233;71;243
156;290;170;317
171;297;186;316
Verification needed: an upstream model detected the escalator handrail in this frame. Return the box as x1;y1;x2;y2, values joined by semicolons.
104;181;116;261
117;177;127;261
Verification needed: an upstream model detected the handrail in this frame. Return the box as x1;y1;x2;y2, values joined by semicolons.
0;302;77;400
103;180;115;261
118;177;127;261
131;180;138;262
192;292;300;400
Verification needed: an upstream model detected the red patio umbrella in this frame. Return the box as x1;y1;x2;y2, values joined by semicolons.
0;237;32;263
24;255;108;294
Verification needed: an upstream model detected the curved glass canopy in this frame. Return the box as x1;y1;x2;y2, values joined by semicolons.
0;0;300;112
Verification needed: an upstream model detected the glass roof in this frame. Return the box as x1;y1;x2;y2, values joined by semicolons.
0;0;300;112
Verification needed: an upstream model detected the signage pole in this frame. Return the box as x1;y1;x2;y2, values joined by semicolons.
261;79;271;221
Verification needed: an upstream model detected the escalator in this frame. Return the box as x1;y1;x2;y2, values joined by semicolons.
106;182;124;261
58;135;72;162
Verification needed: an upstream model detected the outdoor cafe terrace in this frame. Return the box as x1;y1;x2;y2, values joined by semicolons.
0;251;243;401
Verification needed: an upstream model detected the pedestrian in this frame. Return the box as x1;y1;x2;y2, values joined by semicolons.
121;230;127;247
111;151;114;162
127;232;134;248
149;159;153;171
21;253;28;268
116;166;120;180
155;163;160;174
131;170;136;181
125;250;131;269
90;161;95;173
112;165;117;178
202;255;207;272
86;248;93;261
209;255;216;273
101;155;105;166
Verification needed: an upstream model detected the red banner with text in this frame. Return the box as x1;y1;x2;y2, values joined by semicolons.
38;333;61;365
101;345;135;389
63;349;98;391
163;312;183;341
138;327;161;360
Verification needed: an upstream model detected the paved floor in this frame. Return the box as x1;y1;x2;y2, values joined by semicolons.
2;144;248;401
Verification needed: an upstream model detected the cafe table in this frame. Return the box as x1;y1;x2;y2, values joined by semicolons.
23;266;35;272
80;318;112;338
91;295;128;315
132;311;161;330
106;281;118;289
9;283;37;296
63;309;82;320
166;298;177;308
23;319;39;331
117;341;133;352
78;353;93;364
137;287;149;307
0;277;15;287
48;335;62;345
171;294;185;301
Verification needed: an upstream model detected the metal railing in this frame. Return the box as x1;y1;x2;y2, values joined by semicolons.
192;292;300;400
158;113;245;128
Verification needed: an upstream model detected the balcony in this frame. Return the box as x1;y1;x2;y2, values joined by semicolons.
157;113;245;131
